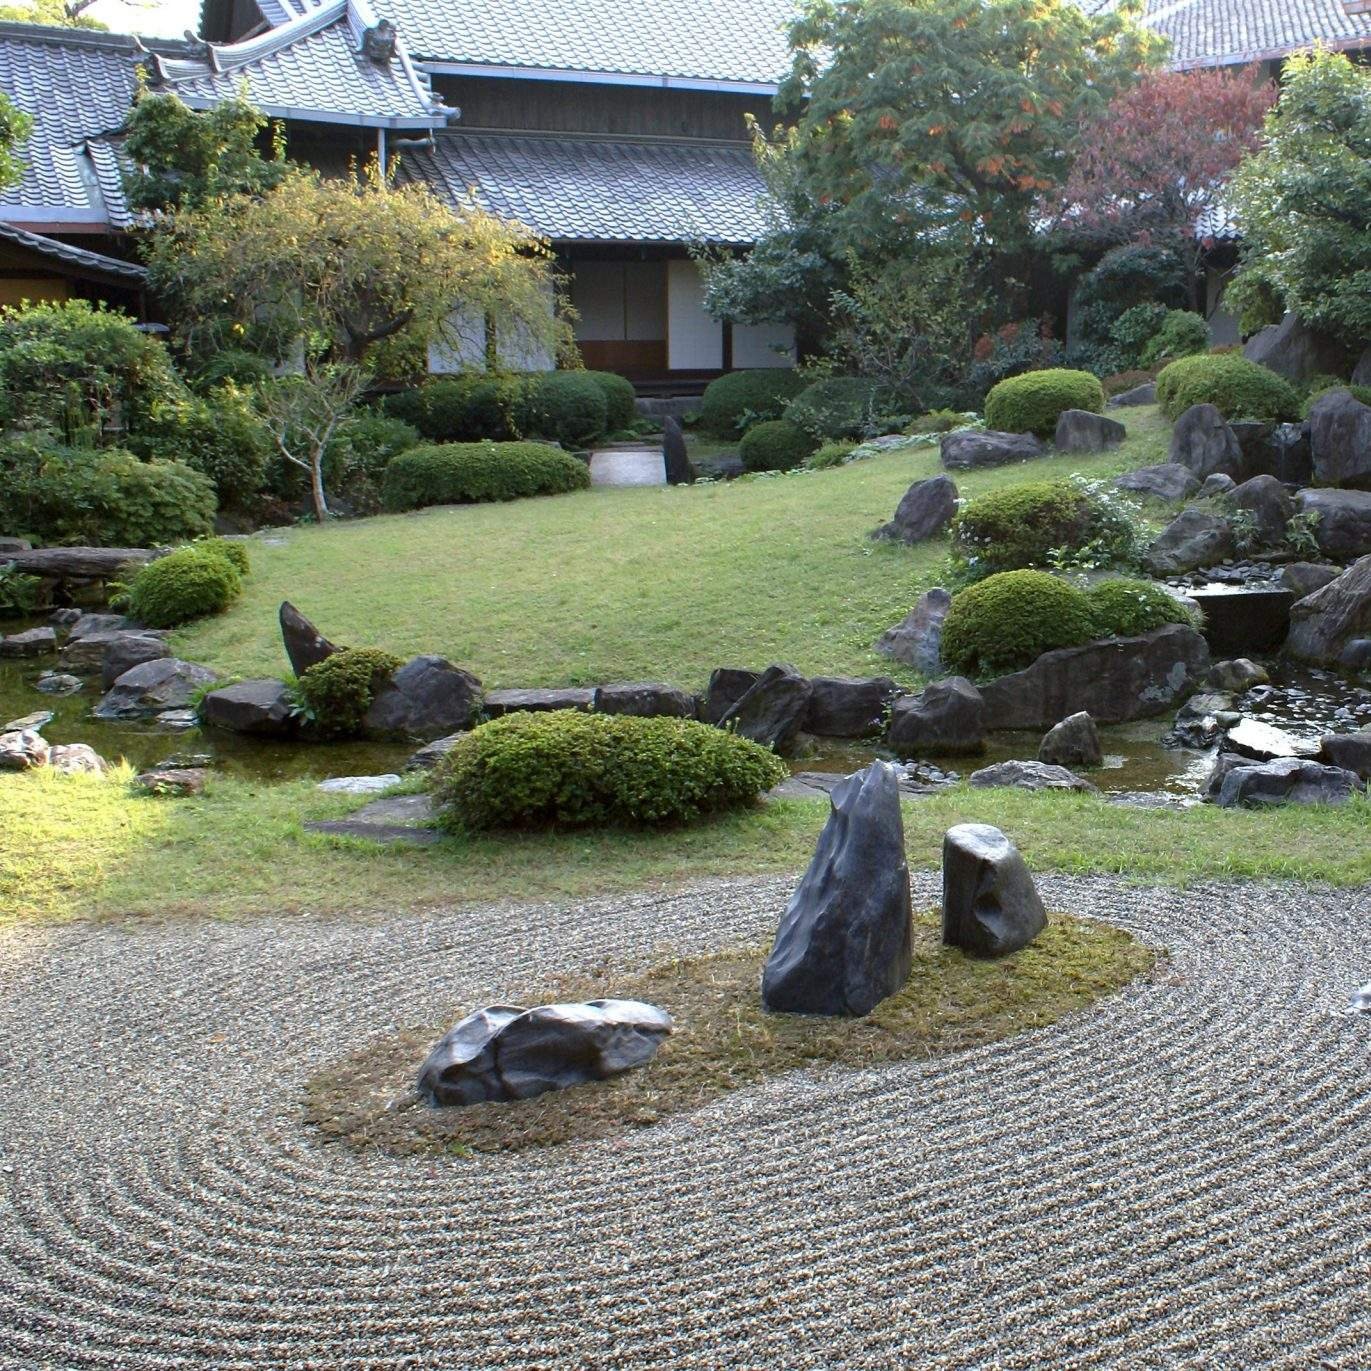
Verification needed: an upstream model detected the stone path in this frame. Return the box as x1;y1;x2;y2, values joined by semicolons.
589;445;666;486
0;874;1368;1368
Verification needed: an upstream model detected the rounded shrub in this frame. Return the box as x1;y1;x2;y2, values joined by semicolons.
124;544;242;629
698;368;807;437
297;647;402;737
199;537;249;575
192;348;274;392
738;419;818;472
432;710;788;831
516;371;608;448
1086;578;1197;639
1140;310;1209;366
383;376;522;442
1302;381;1371;418
1155;353;1301;422
784;376;887;440
940;570;1097;679
581;370;637;432
382;441;590;511
324;411;421;487
984;369;1105;438
805;440;858;470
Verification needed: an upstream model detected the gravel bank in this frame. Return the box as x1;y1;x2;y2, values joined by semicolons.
0;874;1367;1369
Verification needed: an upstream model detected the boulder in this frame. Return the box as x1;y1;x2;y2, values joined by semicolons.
100;632;172;689
47;743;107;775
67;612;128;640
1228;421;1278;480
1242;313;1352;382
803;676;899;738
698;668;759;726
662;416;696;486
869;475;958;544
1351;983;1371;1014
1223;717;1315;762
1199;473;1237;498
0;627;56;657
1226;474;1294;546
1285;555;1371;665
1054;409;1125;454
1308;388;1371;490
93;658;219;721
1214;756;1363;809
0;728;49;771
9;547;152;581
1319;731;1371;782
416;999;673;1107
941;824;1047;958
49;609;82;627
59;631;130;673
279;601;338;678
404;733;464;772
1169;403;1243;480
941;429;1045;470
1279;562;1341;600
0;536;31;554
969;760;1097;793
483;686;594;717
1115;464;1200;504
155;709;199;730
761;762;913;1017
1145;508;1235;576
2;710;51;732
1169;690;1238;749
1206;659;1269;693
718;663;812;754
201;679;297;737
363;655;483;739
979;624;1210;730
592;682;696;718
1293;489;1371;559
133;767;209;796
1038;711;1102;768
874;588;952;675
1107;382;1156;408
886;676;985;756
34;673;82;696
316;774;401;794
1186;585;1294;657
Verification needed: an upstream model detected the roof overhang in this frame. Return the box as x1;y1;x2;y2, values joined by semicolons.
172;92;446;129
0;206;111;229
1170;32;1371;70
0;220;146;283
417;61;780;96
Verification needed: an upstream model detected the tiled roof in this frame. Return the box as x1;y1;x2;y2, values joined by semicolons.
0;219;146;280
400;132;771;243
383;0;797;86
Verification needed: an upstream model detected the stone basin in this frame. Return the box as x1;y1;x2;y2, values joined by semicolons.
1185;583;1295;657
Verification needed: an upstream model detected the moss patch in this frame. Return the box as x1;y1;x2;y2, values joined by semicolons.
304;910;1155;1156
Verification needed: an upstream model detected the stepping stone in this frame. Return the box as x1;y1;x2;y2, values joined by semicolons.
305;793;441;845
589;448;665;487
316;774;401;794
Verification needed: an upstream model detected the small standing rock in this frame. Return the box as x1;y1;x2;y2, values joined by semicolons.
279;601;338;678
874;588;952;675
1038;711;1102;768
0;729;50;771
1054;409;1125;454
134;767;209;796
941;824;1047;958
869;475;959;544
1206;659;1269;693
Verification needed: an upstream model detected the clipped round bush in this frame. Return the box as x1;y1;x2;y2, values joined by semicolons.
805;440;857;470
984;369;1105;438
324;411;421;487
383;440;590;511
1141;310;1209;366
124;544;242;628
738;418;818;472
297;647;403;737
432;710;788;831
200;537;249;575
581;370;637;432
1155;353;1301;422
940;570;1097;679
517;371;608;448
698;368;807;437
784;376;888;440
1086;578;1197;639
383;376;522;442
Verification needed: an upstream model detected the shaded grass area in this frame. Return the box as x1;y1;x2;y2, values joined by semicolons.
304;911;1155;1154
4;766;1370;927
175;409;1171;690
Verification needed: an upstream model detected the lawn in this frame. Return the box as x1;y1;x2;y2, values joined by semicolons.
175;408;1171;689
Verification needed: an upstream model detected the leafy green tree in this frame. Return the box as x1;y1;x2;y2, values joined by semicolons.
0;93;32;194
1228;49;1371;345
0;0;104;28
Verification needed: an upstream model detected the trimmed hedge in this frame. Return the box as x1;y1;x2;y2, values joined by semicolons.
1155;354;1301;423
123;543;242;629
383;376;522;442
785;376;886;439
516;371;608;448
739;418;818;472
382;441;590;511
432;710;788;830
1086;578;1197;638
581;370;637;432
940;570;1097;679
699;368;808;437
984;369;1105;438
1141;310;1209;366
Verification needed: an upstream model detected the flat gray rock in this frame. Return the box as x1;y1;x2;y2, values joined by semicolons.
2;711;52;733
1223;718;1315;762
0;627;56;657
202;679;297;737
34;674;82;696
404;733;465;772
1215;757;1364;808
592;682;695;718
941;823;1047;958
968;760;1097;793
316;774;401;794
483;687;595;716
93;658;219;721
1115;464;1200;504
941;429;1044;470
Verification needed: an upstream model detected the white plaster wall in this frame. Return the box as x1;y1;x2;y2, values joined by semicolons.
732;320;796;368
428;305;487;374
667;259;722;370
498;280;556;372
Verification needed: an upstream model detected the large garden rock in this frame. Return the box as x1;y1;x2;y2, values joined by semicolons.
483;686;594;716
941;429;1044;470
0;728;49;770
874;588;951;675
404;732;464;772
1054;409;1124;454
364;655;483;738
1214;756;1363;809
1279;562;1341;600
47;743;106;775
698;668;759;726
869;475;958;543
9;547;152;581
1226;475;1294;546
1319;730;1371;781
1108;381;1156;408
1038;711;1102;768
59;631;131;673
662;416;695;486
761;761;913;1017
1293;489;1371;559
201;679;297;737
279;601;338;677
592;682;695;718
101;632;172;689
1223;717;1315;762
1169;403;1243;480
979;624;1209;730
717;663;811;754
416;999;673;1107
1242;313;1351;382
0;536;30;554
1207;659;1269;693
968;760;1097;793
1115;464;1200;504
1307;389;1371;490
93;658;219;721
133;767;208;796
803;676;899;738
1169;690;1239;749
0;627;56;657
67;612;129;640
941;824;1047;958
1144;508;1235;575
886;677;985;756
1285;555;1371;665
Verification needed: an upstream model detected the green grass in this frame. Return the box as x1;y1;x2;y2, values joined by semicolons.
175;408;1171;690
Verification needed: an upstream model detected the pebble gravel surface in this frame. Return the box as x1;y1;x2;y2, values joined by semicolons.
0;874;1368;1369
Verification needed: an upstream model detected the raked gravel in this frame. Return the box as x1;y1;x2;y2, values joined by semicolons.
0;873;1368;1369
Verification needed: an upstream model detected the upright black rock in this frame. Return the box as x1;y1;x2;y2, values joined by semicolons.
280;601;338;678
662;416;696;485
762;761;913;1016
717;663;812;754
941;823;1047;958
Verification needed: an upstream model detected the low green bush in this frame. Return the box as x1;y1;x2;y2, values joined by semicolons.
1155;353;1301;422
516;371;608;448
805;440;858;470
1109;303;1169;367
1086;578;1198;638
698;369;808;437
382;441;590;511
297;647;402;737
983;369;1105;438
324;411;421;487
432;710;788;830
123;543;242;628
1140;310;1209;366
940;570;1097;679
0;443;216;547
383;376;522;442
1302;381;1371;418
191;348;274;392
198;537;249;575
907;409;968;435
785;376;894;440
581;370;637;432
739;419;818;472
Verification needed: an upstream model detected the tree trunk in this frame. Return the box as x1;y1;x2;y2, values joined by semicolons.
309;453;330;524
